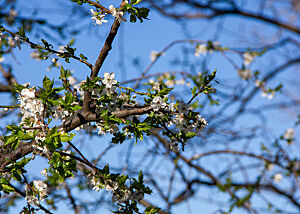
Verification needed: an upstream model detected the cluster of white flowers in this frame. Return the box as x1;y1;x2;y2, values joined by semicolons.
167;101;207;149
167;140;180;152
243;52;255;66
25;180;47;206
255;80;275;99
8;35;21;49
0;32;4;42
52;105;72;123
89;4;127;26
237;68;252;80
9;8;18;19
32;143;48;155
96;123;119;135
19;86;45;128
283;128;294;143
194;42;219;57
151;96;167;111
87;173;144;203
87;173;102;191
112;189;144;203
273;173;283;182
148;73;191;91
41;169;48;177
150;51;164;62
102;72;117;89
30;51;43;61
90;9;108;26
109;5;127;23
73;72;126;135
194;44;209;56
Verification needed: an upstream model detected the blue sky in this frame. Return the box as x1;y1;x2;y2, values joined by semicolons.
1;0;300;213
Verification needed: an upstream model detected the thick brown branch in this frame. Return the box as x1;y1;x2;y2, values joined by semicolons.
0;106;153;171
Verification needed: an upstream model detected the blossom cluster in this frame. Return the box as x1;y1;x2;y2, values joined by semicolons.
283;128;295;143
90;3;127;26
168;101;207;151
237;68;252;80
255;80;275;99
148;73;191;91
194;41;219;57
18;85;45;128
25;180;47;206
243;52;255;66
87;173;144;203
73;72;129;134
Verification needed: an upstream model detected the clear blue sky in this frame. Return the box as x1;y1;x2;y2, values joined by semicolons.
1;0;299;213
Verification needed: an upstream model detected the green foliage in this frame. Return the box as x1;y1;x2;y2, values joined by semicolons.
145;207;160;214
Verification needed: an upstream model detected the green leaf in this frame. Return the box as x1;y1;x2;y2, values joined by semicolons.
116;175;128;186
1;184;15;193
130;14;137;23
60;133;76;142
138;171;143;183
145;207;160;214
11;169;22;181
101;109;109;121
43;75;54;92
186;132;197;139
17;26;25;37
102;164;110;174
5;135;18;145
191;86;197;96
60;66;66;80
70;105;82;111
6;125;20;131
159;87;174;95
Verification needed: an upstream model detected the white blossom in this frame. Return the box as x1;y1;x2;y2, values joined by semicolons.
255;80;264;88
176;79;185;85
194;44;208;56
150;51;159;62
273;173;283;182
283;128;294;140
87;174;101;191
32;144;48;155
9;8;18;18
41;169;47;177
63;150;72;160
238;68;252;80
0;57;5;62
109;5;126;23
0;32;4;42
33;180;47;192
90;9;108;26
151;96;167;111
168;140;179;152
21;88;35;99
102;72;117;89
105;181;118;191
19;87;45;128
8;36;21;49
261;91;275;99
165;79;175;87
30;51;42;61
25;195;40;206
267;163;274;171
243;52;254;66
35;132;46;143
